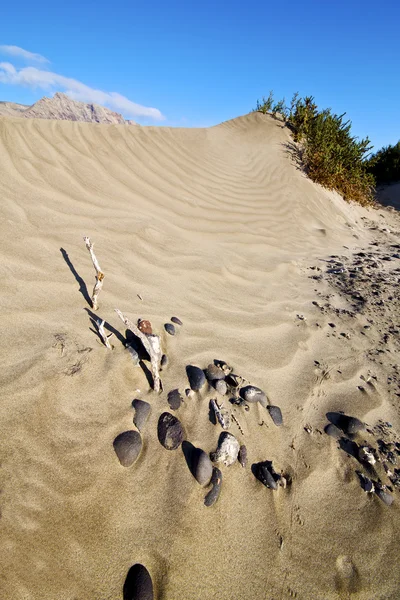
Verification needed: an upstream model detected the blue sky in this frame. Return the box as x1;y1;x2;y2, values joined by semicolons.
0;0;398;150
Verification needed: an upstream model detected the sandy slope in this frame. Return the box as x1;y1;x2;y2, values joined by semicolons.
0;112;399;600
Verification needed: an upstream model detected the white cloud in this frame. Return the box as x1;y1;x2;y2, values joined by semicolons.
0;62;164;121
0;45;49;64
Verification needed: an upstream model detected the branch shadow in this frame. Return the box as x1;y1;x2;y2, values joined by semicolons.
84;308;126;346
283;141;306;173
60;247;92;306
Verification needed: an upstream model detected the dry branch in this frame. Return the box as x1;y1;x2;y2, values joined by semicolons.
115;308;161;393
84;236;104;310
96;319;113;349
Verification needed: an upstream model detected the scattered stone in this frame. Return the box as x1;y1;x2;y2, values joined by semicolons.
267;405;283;426
210;432;240;466
240;385;267;406
325;423;343;438
204;467;223;507
375;484;394;506
185;388;194;398
137;319;152;335
164;323;176;336
253;460;281;490
123;563;154;600
126;345;140;366
336;415;365;435
157;412;184;450
160;354;168;368
193;449;213;486
171;316;183;326
186;365;206;391
113;430;142;467
214;360;233;375
238;445;248;467
225;374;243;388
132;399;151;432
214;379;228;395
167;389;183;410
356;471;374;493
210;399;231;429
205;364;226;381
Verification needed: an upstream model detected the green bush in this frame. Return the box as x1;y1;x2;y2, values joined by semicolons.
254;92;375;206
365;141;400;185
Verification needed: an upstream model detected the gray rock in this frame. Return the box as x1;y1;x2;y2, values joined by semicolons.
186;365;206;391
171;316;183;326
193;449;213;486
113;430;142;467
253;460;280;490
325;423;342;438
240;385;267;405
167;389;183;410
210;432;240;466
157;413;184;450
123;563;154;600
336;415;365;435
132;399;151;432
238;445;248;468
214;379;227;395
267;405;283;426
164;323;176;336
205;363;225;381
204;467;223;506
375;485;394;506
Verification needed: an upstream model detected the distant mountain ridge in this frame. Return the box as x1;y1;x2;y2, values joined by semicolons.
0;92;137;125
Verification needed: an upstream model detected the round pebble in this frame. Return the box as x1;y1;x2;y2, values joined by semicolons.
240;385;267;405
337;415;365;435
325;423;343;438
214;379;227;395
113;431;142;467
164;323;176;336
157;412;184;450
137;319;152;335
167;389;183;410
376;486;394;506
186;365;206;391
238;445;247;468
171;316;183;326
132;399;151;432
160;354;168;368
205;363;225;381
210;432;240;467
123;563;154;600
267;405;283;426
193;449;213;486
204;467;223;507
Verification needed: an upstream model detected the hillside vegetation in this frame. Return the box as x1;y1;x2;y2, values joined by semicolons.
255;92;375;206
366;140;400;185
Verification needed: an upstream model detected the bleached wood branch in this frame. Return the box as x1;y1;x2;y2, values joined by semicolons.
114;309;161;393
96;319;113;349
84;236;104;310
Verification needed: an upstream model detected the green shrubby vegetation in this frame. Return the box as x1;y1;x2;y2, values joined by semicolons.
255;92;375;206
365;141;400;185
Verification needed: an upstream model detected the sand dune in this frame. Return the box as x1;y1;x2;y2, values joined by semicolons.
0;112;399;600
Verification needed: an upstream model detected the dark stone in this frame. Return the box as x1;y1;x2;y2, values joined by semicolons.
375;485;394;506
238;445;247;468
252;460;280;490
160;354;168;368
240;385;267;406
356;471;374;493
193;449;213;486
132;399;151;432
164;323;176;336
214;379;227;395
326;412;365;435
204;467;223;507
324;423;342;438
205;363;225;381
113;431;142;467
225;374;242;388
171;316;183;326
186;365;206;391
157;412;184;450
267;405;283;426
123;563;154;600
137;319;152;335
167;389;183;410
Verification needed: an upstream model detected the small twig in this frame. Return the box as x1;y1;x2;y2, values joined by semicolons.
96;319;113;349
115;308;161;393
84;236;104;310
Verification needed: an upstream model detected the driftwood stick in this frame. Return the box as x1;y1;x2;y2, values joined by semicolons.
115;309;161;393
84;236;104;310
96;319;113;349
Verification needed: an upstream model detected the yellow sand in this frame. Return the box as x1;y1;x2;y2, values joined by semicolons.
0;112;399;599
